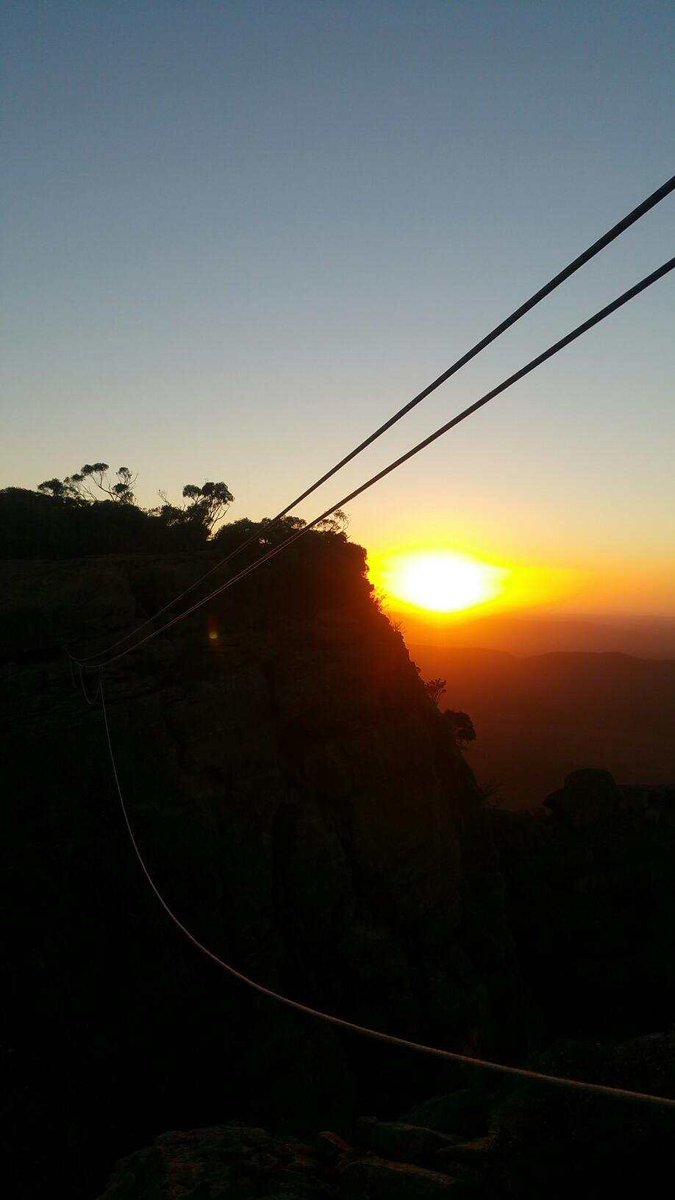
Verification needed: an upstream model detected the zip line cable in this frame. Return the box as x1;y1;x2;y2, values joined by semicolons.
84;254;675;670
82;255;675;667
100;680;675;1109
81;214;675;1110
73;173;675;666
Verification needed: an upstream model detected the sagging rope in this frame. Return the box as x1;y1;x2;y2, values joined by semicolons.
100;678;675;1111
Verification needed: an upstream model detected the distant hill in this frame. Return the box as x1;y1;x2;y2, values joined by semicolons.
404;643;675;808
392;608;675;659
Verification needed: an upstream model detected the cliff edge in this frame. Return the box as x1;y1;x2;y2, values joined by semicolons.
2;539;526;1197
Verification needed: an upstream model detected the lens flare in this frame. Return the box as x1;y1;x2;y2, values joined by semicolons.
375;550;505;614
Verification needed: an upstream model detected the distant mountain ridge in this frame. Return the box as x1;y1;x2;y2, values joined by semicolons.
411;646;675;711
392;608;675;659
405;644;675;808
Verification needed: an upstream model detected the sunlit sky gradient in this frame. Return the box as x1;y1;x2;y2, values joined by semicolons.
2;2;674;617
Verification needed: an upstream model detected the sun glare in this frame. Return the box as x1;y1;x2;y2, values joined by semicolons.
375;550;505;614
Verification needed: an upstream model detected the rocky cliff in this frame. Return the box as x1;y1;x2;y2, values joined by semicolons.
489;769;675;1036
2;539;528;1198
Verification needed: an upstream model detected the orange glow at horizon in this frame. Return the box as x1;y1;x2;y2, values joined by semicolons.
371;550;505;615
369;547;587;619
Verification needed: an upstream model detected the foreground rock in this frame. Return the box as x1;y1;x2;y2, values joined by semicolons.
355;1118;461;1161
399;1090;492;1140
99;1125;464;1200
339;1158;457;1198
99;1126;332;1200
99;1040;675;1200
2;545;525;1199
435;1136;496;1166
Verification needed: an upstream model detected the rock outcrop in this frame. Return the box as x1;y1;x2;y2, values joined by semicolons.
98;1028;675;1199
489;770;675;1033
2;541;525;1198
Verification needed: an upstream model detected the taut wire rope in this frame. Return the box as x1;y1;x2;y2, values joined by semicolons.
73;174;675;666
84;255;674;669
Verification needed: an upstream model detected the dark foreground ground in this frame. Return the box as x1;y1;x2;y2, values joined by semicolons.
100;1048;675;1200
3;549;674;1197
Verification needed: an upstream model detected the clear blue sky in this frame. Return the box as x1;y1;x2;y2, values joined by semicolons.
1;2;673;612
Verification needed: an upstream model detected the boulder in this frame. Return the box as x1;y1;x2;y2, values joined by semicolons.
435;1136;496;1165
355;1118;461;1160
99;1125;331;1200
544;768;623;829
338;1155;456;1197
399;1091;491;1139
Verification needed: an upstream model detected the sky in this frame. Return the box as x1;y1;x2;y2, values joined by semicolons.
2;1;674;618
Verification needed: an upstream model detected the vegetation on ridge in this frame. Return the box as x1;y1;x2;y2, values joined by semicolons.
0;460;347;559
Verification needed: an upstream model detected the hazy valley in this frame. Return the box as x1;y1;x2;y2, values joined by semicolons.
405;641;675;808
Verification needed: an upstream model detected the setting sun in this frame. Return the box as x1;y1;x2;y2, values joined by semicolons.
373;550;506;614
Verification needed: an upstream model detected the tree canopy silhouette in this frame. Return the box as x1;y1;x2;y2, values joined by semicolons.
420;675;476;749
150;481;234;537
1;462;237;558
444;709;477;748
39;463;137;505
0;462;350;561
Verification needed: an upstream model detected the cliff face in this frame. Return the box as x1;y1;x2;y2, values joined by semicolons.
1;540;526;1198
489;769;675;1036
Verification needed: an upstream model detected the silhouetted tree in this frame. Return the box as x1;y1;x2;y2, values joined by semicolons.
444;709;476;748
150;480;234;541
209;517;264;552
39;463;137;504
421;673;475;747
315;508;349;535
37;476;83;503
424;677;447;706
10;462;354;562
260;515;306;544
213;514;308;548
181;481;233;532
